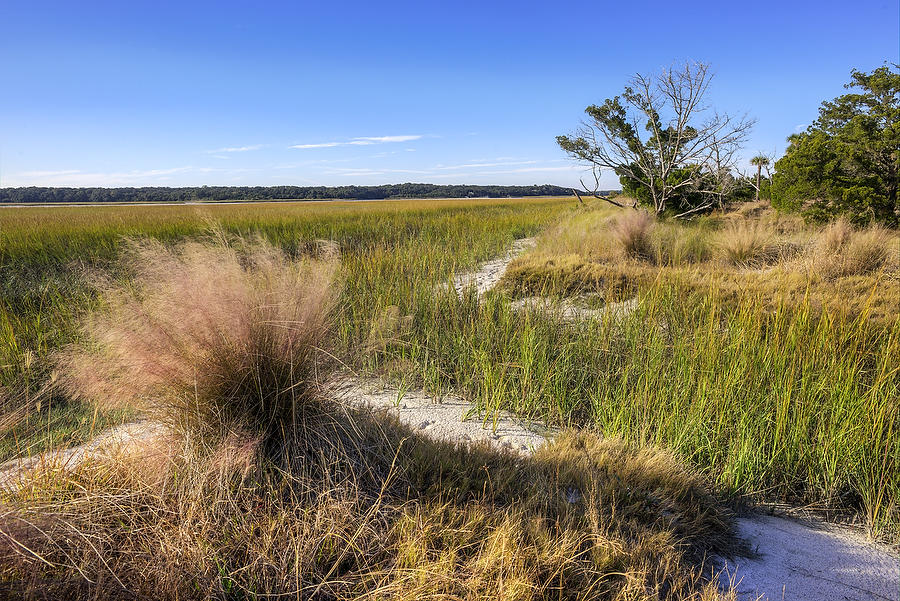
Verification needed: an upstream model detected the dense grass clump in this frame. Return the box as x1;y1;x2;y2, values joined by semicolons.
59;237;337;458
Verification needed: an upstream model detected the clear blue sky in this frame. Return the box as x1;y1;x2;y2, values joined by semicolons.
1;0;897;189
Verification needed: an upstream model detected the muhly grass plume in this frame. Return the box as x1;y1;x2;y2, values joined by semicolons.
59;237;338;456
611;210;655;260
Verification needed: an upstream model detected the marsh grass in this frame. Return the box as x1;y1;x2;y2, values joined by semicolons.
0;235;738;600
0;198;565;460
1;195;898;553
491;203;899;536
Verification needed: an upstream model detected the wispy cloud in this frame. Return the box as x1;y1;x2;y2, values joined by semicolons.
435;160;539;170
290;135;422;150
289;142;344;149
18;169;83;177
205;144;263;153
354;135;422;144
8;166;227;187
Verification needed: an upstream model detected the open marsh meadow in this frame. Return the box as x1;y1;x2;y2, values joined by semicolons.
0;196;897;599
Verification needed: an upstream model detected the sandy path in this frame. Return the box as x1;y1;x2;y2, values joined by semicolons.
452;237;536;296
329;377;553;454
719;515;899;600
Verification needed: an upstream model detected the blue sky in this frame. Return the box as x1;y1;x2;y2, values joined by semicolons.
1;0;897;189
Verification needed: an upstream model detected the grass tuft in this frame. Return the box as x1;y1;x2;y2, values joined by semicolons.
611;210;655;260
58;237;338;460
715;222;778;267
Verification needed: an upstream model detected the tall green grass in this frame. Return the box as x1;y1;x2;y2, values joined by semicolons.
0;198;567;458
370;277;899;536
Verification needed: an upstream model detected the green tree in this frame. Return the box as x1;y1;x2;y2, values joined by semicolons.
749;154;771;201
771;64;899;225
557;61;754;217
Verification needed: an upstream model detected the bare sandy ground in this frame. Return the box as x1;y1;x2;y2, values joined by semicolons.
329;377;554;454
0;421;163;491
512;296;639;322
451;237;536;296
719;515;899;601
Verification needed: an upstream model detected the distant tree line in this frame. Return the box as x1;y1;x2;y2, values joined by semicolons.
0;184;582;204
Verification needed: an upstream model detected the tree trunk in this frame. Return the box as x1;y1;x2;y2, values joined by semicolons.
755;164;762;202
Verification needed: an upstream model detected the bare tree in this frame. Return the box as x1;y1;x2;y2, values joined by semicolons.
695;127;746;215
557;61;754;216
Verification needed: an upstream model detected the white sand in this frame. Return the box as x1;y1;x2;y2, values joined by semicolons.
511;296;639;322
329;377;553;454
719;515;899;601
451;237;536;296
0;420;163;490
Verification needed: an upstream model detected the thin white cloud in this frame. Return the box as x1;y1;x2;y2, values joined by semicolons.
354;135;422;144
205;144;263;153
436;160;539;170
19;169;82;177
290;142;344;149
290;135;422;150
8;166;224;187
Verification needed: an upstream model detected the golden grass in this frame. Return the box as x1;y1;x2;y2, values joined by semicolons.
501;201;900;323
0;426;738;600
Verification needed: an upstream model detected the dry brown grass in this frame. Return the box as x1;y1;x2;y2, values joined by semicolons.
0;425;738;600
807;222;895;280
611;210;655;260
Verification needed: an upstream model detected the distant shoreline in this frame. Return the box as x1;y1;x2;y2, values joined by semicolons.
0;196;575;208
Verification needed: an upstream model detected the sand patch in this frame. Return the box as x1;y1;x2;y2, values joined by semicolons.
452;237;536;296
329;376;554;454
718;514;899;600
